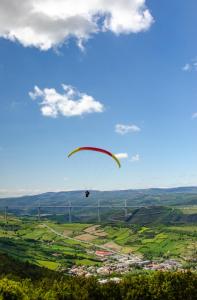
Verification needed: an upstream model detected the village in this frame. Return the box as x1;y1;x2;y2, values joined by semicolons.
68;249;183;278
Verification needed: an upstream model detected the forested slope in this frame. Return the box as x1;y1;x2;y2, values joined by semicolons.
0;253;197;299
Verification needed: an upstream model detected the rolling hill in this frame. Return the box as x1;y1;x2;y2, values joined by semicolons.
1;186;197;207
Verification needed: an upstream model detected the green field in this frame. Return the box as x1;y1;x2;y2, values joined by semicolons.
0;215;196;270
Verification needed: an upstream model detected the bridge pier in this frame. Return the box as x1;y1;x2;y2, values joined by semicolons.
97;199;101;223
124;199;128;218
4;206;8;223
38;207;41;221
68;201;72;223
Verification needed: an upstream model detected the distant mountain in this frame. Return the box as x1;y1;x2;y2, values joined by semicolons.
0;186;197;208
145;186;197;194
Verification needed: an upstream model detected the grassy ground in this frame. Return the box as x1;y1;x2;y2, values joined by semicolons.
0;215;196;270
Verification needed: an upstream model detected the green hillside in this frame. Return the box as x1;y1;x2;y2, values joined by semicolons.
126;206;187;225
0;214;196;269
1;273;197;299
0;252;58;280
0;252;196;300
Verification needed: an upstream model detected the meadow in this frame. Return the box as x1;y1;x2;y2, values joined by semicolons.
0;214;196;271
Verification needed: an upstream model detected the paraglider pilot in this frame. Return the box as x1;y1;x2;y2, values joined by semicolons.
85;190;90;198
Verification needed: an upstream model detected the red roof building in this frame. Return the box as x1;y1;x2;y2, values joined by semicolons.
95;250;113;257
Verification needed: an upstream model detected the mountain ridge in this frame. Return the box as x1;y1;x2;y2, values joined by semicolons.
1;186;197;208
1;185;197;200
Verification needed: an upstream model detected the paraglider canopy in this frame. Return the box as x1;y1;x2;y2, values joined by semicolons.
68;146;121;168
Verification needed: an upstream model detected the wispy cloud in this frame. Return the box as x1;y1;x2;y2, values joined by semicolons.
130;153;140;162
0;0;153;50
29;84;104;117
182;59;197;72
192;112;197;119
182;63;191;72
115;153;128;159
115;124;141;135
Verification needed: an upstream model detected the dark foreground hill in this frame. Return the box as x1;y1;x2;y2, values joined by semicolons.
0;253;196;300
0;252;58;280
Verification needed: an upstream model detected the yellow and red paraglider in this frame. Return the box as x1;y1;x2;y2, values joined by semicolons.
68;146;121;168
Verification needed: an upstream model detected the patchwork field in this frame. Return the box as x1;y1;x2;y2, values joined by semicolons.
0;215;196;271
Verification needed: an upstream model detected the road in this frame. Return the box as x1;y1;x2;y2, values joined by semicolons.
43;223;129;257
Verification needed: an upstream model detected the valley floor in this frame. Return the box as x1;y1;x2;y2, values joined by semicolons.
0;214;196;276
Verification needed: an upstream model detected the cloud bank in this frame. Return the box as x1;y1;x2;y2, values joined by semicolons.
115;123;141;135
29;84;104;117
0;0;153;50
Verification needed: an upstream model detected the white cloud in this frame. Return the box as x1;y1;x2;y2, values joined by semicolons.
192;112;197;119
182;63;191;72
0;0;153;50
29;84;104;117
182;59;197;72
130;153;140;162
115;153;128;159
115;123;141;135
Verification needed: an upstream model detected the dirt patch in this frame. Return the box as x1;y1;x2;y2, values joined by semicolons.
84;225;101;233
84;225;108;237
63;230;73;236
103;241;122;252
74;233;97;241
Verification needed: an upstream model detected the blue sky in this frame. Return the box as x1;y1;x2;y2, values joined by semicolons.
0;0;197;197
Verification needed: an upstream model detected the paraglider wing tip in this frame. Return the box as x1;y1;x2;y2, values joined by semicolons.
111;154;121;168
67;147;81;158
